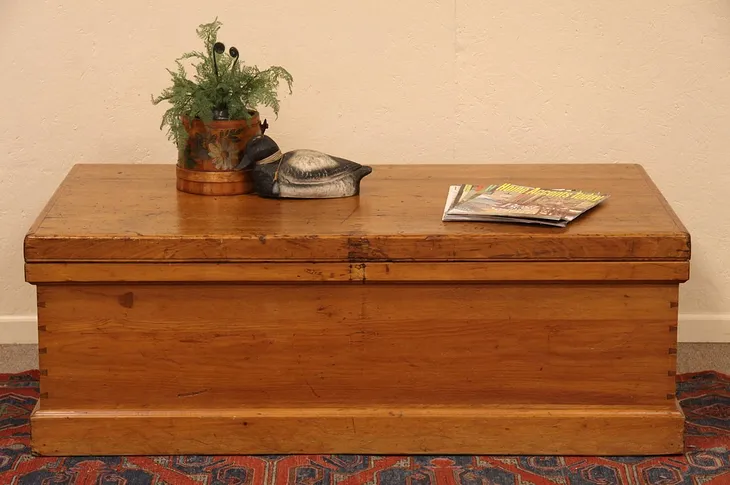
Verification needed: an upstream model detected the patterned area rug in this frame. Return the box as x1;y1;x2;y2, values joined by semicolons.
1;371;729;485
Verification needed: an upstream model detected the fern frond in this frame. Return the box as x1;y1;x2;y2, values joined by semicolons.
151;18;293;149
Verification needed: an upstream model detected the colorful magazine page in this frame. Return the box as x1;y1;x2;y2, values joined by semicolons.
442;183;609;226
447;183;608;221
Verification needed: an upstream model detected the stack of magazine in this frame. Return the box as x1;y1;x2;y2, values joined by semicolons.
442;182;609;227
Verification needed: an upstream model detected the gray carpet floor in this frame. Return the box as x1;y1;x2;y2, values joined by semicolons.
1;343;728;374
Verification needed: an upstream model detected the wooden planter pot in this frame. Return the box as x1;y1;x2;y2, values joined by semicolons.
176;112;263;196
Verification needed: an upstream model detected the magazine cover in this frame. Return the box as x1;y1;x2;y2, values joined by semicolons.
442;182;609;226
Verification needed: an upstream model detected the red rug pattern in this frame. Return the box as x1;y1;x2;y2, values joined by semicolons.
1;370;729;484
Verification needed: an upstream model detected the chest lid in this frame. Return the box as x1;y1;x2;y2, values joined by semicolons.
24;163;690;263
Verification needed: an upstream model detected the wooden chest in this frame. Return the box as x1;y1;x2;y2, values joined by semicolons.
24;163;691;456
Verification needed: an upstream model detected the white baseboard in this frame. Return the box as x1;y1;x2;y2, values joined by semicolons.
0;315;38;344
1;314;729;344
678;314;730;343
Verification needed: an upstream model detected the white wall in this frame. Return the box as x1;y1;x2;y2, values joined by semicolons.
1;0;729;343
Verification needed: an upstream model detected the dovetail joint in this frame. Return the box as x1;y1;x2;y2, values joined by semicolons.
38;348;47;355
668;348;677;355
666;393;675;400
39;392;49;399
668;370;676;376
39;369;48;376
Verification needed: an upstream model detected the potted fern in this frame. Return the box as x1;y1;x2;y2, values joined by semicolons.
152;19;293;195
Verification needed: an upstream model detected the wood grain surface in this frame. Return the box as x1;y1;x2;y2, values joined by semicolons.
26;162;689;456
37;283;679;409
26;261;689;283
31;404;684;456
24;163;690;262
175;166;254;196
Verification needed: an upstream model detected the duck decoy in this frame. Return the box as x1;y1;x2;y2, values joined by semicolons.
235;133;372;199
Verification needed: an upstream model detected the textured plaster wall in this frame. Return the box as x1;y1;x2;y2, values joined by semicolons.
1;1;729;328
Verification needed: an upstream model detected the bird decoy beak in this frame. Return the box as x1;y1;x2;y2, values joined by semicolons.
236;152;254;171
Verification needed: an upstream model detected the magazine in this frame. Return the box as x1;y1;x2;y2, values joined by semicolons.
442;182;609;227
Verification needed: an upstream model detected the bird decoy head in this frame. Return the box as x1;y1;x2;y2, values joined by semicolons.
236;135;282;170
